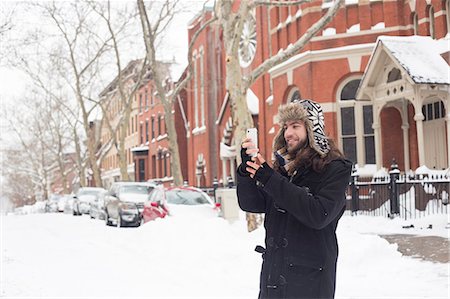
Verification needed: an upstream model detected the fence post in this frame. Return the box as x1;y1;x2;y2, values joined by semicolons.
389;159;400;218
350;164;359;215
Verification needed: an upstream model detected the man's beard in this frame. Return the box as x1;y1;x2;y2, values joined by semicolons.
287;139;308;155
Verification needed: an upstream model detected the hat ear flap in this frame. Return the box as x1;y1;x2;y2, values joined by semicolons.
273;127;286;152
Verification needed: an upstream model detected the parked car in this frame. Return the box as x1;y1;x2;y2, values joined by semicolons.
163;186;221;219
57;195;72;212
73;187;107;216
104;182;158;227
89;189;108;220
45;194;61;213
63;197;74;214
141;186;169;225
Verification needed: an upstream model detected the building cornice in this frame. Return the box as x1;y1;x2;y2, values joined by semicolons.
269;43;375;78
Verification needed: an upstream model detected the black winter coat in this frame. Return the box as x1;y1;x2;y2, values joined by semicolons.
237;158;352;299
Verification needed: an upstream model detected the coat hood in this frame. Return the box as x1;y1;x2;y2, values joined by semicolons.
273;99;330;157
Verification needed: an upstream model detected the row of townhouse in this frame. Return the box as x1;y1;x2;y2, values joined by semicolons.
100;0;450;188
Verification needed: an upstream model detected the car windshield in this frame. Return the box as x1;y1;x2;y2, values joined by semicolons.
166;189;210;205
78;190;101;196
119;185;153;194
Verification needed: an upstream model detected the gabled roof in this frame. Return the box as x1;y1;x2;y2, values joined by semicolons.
357;35;450;99
379;35;449;84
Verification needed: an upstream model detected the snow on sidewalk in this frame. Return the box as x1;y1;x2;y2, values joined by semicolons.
1;213;448;298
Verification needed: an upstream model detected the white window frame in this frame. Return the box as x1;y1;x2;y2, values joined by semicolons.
429;6;435;39
193;50;199;129
336;75;374;166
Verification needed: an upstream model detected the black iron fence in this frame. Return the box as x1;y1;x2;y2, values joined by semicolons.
346;164;449;220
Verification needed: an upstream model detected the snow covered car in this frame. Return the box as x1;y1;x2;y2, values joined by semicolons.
57;195;72;212
164;186;221;219
104;182;158;227
45;194;61;213
73;187;107;216
141;186;169;225
89;189;108;220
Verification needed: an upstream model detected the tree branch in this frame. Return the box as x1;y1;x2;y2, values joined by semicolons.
245;0;344;87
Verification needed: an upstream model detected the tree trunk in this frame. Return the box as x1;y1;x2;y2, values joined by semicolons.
164;98;183;186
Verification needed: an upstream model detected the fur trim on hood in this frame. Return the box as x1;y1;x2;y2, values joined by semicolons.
273;99;330;157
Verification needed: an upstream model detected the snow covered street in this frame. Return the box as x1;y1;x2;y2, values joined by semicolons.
1;212;449;298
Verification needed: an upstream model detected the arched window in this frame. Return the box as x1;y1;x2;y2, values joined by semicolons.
387;68;402;83
340;79;360;101
338;78;375;165
287;87;301;103
428;6;435;38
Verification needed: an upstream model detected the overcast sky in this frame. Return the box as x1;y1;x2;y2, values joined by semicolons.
0;0;207;104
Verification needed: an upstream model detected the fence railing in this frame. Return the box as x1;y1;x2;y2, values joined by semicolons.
346;166;449;220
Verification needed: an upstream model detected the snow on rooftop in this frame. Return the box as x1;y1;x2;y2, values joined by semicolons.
379;35;450;84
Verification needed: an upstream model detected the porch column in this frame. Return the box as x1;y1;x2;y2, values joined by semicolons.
372;102;383;169
401;101;410;172
414;113;426;166
401;124;410;171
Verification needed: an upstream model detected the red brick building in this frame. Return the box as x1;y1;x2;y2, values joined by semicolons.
183;0;449;187
132;68;188;185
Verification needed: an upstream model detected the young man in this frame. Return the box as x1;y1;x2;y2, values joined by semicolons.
237;100;352;299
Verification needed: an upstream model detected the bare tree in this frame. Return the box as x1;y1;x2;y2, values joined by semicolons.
1;94;57;202
137;0;216;186
36;1;116;187
89;0;149;181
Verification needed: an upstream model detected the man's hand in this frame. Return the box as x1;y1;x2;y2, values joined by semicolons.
239;138;259;176
244;153;264;177
244;154;273;185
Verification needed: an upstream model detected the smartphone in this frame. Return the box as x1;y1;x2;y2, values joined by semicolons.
246;128;258;157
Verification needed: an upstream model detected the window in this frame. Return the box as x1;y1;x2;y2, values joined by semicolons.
140;124;143;144
193;53;199;128
200;50;205;127
145;120;149;142
341;106;357;163
363;105;375;164
428;6;435;38
412;12;419;35
139;159;146;182
151;116;155;139
287;87;301;103
338;78;375;165
144;89;148;110
158;114;162;136
340;80;360;100
139;94;143;113
387;68;402;83
422;100;446;121
163;153;167;177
